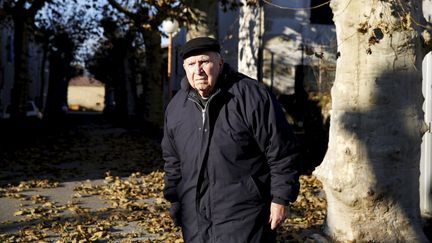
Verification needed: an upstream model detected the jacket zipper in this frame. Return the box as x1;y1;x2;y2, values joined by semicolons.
188;90;220;233
188;90;220;125
187;98;204;124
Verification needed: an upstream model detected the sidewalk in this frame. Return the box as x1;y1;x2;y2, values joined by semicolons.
0;174;177;242
0;114;176;242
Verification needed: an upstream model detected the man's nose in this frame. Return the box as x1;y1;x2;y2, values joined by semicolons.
192;64;203;74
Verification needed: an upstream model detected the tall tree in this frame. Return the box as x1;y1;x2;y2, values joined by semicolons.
2;0;49;120
86;16;141;118
37;0;99;119
2;0;93;121
313;0;432;241
237;0;262;80
44;31;75;119
105;0;191;126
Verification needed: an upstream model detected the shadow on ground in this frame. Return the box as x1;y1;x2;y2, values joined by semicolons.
0;112;163;186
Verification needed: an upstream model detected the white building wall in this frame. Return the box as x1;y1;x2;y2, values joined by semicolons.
262;0;336;95
171;0;337;96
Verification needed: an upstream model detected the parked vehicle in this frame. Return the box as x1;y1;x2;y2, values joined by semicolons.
0;101;43;120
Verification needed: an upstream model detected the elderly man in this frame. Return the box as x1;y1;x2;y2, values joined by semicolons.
162;37;300;243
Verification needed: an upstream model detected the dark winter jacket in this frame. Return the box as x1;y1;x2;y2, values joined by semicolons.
162;63;300;243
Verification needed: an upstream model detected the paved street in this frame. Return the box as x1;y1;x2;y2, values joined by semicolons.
0;113;174;242
0;112;328;242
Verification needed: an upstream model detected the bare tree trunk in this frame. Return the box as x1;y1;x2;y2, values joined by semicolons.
238;0;262;80
10;17;30;120
5;0;47;121
142;30;163;126
185;0;218;40
314;0;431;241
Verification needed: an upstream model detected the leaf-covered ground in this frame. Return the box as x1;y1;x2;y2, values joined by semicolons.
0;114;328;242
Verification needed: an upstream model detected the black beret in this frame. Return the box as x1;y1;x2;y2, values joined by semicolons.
180;37;220;59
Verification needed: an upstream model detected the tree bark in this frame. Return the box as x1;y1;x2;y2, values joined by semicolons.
314;0;430;241
10;16;30;120
238;0;262;80
5;0;47;121
142;30;163;126
106;0;165;126
185;0;218;40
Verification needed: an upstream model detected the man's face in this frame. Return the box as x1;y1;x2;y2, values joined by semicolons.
183;51;224;98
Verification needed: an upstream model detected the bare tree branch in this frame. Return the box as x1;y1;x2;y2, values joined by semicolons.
106;0;136;20
28;0;49;18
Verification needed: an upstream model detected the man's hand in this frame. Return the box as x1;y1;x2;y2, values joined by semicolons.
268;202;286;230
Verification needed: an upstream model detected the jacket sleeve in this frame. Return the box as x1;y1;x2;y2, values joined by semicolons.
161;114;181;203
247;85;300;205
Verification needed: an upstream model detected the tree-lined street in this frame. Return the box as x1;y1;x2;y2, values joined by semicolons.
1;0;432;241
